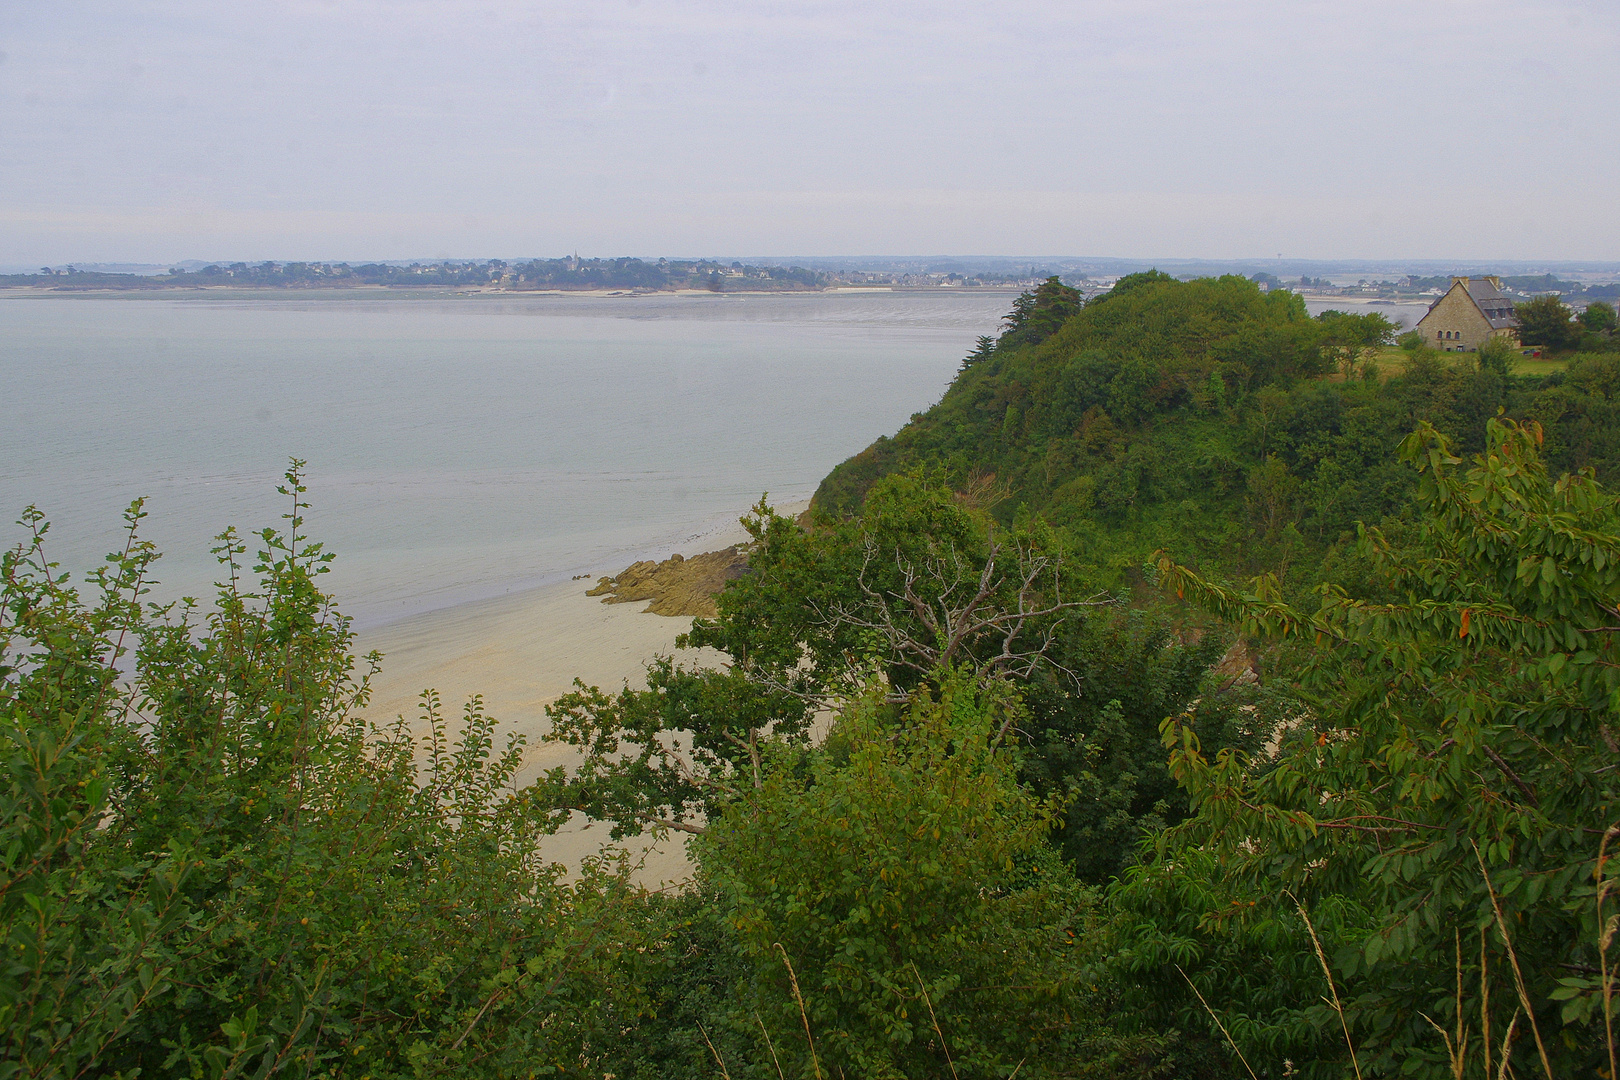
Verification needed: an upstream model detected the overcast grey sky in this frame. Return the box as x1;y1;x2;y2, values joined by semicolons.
2;1;1615;264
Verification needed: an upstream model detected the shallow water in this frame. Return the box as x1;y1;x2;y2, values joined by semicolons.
1301;297;1430;328
1;288;1010;627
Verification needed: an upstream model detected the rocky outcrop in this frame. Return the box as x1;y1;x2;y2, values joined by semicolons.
586;546;750;617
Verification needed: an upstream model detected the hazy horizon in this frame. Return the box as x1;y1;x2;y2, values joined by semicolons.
13;254;1620;281
4;1;1616;266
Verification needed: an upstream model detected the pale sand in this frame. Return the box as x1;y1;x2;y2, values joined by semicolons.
353;501;807;888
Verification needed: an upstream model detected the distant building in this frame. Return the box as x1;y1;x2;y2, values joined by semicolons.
1415;276;1520;352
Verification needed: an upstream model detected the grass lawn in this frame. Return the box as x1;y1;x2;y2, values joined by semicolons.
1511;355;1569;375
1359;345;1570;378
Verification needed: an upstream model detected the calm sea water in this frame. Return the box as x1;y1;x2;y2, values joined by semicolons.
1;289;1010;627
1302;298;1430;328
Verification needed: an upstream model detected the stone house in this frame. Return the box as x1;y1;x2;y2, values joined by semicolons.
1415;276;1520;352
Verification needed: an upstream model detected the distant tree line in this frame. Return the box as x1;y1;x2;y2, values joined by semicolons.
507;257;823;291
1403;272;1620;300
0;258;828;292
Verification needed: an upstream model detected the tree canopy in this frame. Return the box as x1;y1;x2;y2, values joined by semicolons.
1126;418;1620;1077
1516;294;1581;351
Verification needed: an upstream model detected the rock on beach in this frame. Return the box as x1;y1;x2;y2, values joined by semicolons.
586;545;750;617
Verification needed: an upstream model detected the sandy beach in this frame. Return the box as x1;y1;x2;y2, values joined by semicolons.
353;502;807;886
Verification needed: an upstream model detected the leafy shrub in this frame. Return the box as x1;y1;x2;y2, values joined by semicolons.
699;676;1149;1079
0;466;658;1078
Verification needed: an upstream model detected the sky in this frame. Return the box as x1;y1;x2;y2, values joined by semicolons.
2;1;1616;265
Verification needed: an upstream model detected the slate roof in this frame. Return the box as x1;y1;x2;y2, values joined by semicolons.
1464;278;1520;330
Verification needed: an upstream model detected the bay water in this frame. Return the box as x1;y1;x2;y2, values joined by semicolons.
1;289;1009;628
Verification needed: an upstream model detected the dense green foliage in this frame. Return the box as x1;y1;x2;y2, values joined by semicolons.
543;476;1247;887
1513;294;1620;355
1583;301;1618;335
1126;418;1620;1077
532;475;1292;1076
815;273;1620;596
999;276;1084;350
0;470;687;1078
11;272;1620;1077
795;275;1620;1076
3;472;1199;1078
698;679;1114;1077
1516;295;1583;351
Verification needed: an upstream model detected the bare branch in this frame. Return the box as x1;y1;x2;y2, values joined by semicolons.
632;811;706;835
830;532;1115;692
1482;744;1540;809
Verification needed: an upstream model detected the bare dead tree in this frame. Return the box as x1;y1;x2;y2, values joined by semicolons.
814;534;1115;707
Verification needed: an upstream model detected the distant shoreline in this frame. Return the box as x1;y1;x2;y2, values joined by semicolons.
0;255;1038;295
0;283;1024;298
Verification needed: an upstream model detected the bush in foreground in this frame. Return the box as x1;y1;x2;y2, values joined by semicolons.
0;466;660;1078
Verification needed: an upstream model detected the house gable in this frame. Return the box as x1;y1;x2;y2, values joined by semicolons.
1415;276;1520;352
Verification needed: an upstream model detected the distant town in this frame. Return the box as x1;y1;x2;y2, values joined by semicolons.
1248;271;1620;307
5;256;1618;305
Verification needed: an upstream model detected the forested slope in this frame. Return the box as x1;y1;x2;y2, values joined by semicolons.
815;272;1620;590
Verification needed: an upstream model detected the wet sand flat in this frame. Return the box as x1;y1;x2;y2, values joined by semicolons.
351;503;806;885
